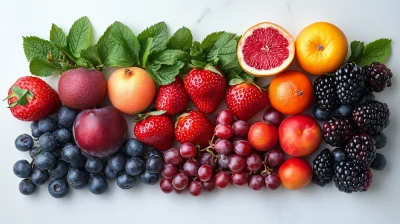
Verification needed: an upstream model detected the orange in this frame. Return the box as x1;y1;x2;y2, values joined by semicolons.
295;22;348;75
269;70;313;115
108;67;156;115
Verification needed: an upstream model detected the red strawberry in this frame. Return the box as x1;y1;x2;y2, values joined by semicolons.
226;82;269;121
155;76;188;115
133;111;174;151
175;111;215;146
5;76;61;121
184;66;226;114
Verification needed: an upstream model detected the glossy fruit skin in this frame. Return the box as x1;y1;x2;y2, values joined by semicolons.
35;152;56;170
188;181;203;196
263;107;283;127
232;171;249;186
336;63;366;104
59;68;107;110
216;109;235;125
295;22;348;75
48;178;69;198
73;107;127;158
88;174;108;195
38;132;57;152
85;157;103;174
226;82;268;121
269;70;314;115
313;107;331;122
49;160;68;178
248;122;278;151
108;67;156;115
15;134;34;152
266;148;285;168
53;128;72;145
58;105;78;128
248;175;265;190
373;132;387;149
134;115;174;151
215;139;233;154
7;76;61;121
156;76;188;115
172;172;189;190
13;160;32;178
352;101;390;135
279;158;312;190
233;140;252;156
364;62;393;92
161;163;178;180
279;114;322;157
31;168;50;185
214;124;233;139
312;148;334;187
332;148;346;164
164;148;185;166
184;68;226;114
215;171;231;189
370;153;386;171
117;172;136;190
314;76;339;112
19;179;36;195
245;154;263;171
140;170;160;185
67;168;88;189
232;120;250;137
175;111;215;146
265;173;281;190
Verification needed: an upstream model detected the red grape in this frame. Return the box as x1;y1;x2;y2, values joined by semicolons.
172;172;189;190
160;178;174;193
231;136;245;145
164;147;184;166
215;124;233;139
180;143;197;158
245;153;263;172
217;153;231;169
216;109;235;125
267;148;284;167
228;154;245;172
188;181;203;196
198;164;213;181
231;171;249;186
214;139;232;154
232;120;249;137
161;163;178;179
215;171;231;189
233;140;252;156
263;107;282;127
248;175;265;190
203;177;216;192
183;160;200;177
198;152;216;169
265;173;281;190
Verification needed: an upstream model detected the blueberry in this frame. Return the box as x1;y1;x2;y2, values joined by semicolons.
35;152;56;170
19;179;36;195
38;132;57;152
38;117;57;133
125;138;145;157
49;160;69;178
88;174;108;195
373;132;387;149
146;155;164;173
145;149;163;159
13;160;32;178
332;104;352;117
67;168;89;189
370;153;386;171
31;168;50;185
69;156;86;169
85;157;104;174
104;165;118;180
61;144;82;164
108;153;126;172
125;157;145;176
48;178;69;198
140;170;159;185
58;106;78;128
357;92;375;105
30;121;42;138
117;172;136;190
15;134;34;152
29;146;41;158
332;148;346;164
53;128;72;145
51;148;62;159
313;107;331;122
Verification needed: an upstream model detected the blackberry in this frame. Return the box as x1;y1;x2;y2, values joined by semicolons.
335;63;366;104
334;161;372;193
364;62;393;92
352;101;390;135
312;149;334;187
345;133;376;166
314;76;339;111
323;117;358;147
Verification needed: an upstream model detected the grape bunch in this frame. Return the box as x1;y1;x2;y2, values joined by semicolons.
159;108;285;196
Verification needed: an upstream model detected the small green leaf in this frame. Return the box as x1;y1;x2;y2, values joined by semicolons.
207;32;237;64
168;27;193;52
348;41;364;63
201;31;225;53
67;16;92;58
138;22;169;56
29;58;59;77
190;41;204;59
139;38;153;68
23;36;61;62
50;24;67;47
358;38;392;66
204;64;222;76
152;49;188;65
190;60;205;68
229;78;245;86
81;45;102;66
147;61;185;85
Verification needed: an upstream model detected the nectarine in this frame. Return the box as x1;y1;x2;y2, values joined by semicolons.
248;121;278;151
278;158;312;190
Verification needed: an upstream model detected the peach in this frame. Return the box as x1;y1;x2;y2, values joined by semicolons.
248;121;278;151
278;158;312;190
279;114;321;157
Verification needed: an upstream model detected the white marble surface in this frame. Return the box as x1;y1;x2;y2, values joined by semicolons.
0;0;399;223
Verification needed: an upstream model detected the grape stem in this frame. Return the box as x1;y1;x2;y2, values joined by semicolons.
260;156;273;175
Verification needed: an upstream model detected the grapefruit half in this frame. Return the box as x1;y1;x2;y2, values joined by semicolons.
237;22;295;77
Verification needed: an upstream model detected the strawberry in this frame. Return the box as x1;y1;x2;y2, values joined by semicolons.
175;111;215;146
133;111;174;151
184;66;226;114
5;76;61;121
155;76;188;115
226;82;269;121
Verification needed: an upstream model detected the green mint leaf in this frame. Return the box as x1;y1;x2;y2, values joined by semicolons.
201;31;225;53
207;32;237;64
29;58;59;77
358;38;392;67
75;58;94;69
190;60;205;68
23;36;61;62
97;21;141;67
152;49;188;65
81;45;103;66
139;38;153;68
147;61;185;85
67;16;92;58
168;27;193;52
190;41;204;59
50;24;67;47
229;78;245;86
348;41;364;62
138;22;169;57
240;72;255;82
204;64;222;76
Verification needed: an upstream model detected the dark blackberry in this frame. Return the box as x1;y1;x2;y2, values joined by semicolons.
352;101;390;135
345;133;376;166
323;117;358;147
334;161;372;193
312;149;334;187
314;76;339;111
335;63;366;104
364;62;393;92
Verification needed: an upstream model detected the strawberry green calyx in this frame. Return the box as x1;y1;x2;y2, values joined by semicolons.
175;112;190;128
133;110;166;122
3;86;34;108
204;64;223;76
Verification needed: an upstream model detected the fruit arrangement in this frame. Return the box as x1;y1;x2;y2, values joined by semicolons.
7;17;394;198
